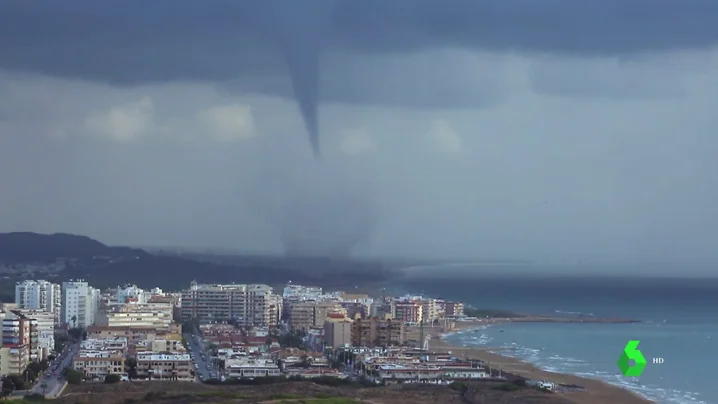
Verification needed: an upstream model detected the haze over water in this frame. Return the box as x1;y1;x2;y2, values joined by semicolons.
404;272;718;404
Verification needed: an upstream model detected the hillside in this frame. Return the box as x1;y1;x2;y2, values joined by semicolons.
0;232;147;263
0;232;400;293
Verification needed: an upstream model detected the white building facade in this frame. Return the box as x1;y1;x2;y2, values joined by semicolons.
62;280;99;328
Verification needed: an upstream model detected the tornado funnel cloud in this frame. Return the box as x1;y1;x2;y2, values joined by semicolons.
283;43;320;158
273;3;323;158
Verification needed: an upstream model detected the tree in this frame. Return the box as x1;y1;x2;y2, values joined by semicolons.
71;315;77;328
6;375;25;391
22;368;37;384
65;370;83;385
68;328;83;341
104;374;121;384
1;378;14;399
47;354;56;362
125;357;138;380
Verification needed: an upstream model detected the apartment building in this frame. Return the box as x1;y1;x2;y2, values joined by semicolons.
395;301;423;324
289;301;346;331
15;309;54;359
15;280;61;324
95;303;173;330
0;345;29;376
136;353;192;380
420;299;439;323
443;301;464;317
180;282;280;326
351;317;404;347
2;310;38;361
369;299;396;319
62;280;100;328
323;313;353;348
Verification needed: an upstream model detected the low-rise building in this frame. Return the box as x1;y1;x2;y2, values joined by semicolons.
376;364;443;383
225;358;281;379
440;364;489;380
134;334;185;353
73;350;125;380
136;353;193;381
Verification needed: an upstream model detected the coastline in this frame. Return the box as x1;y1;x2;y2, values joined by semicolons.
430;321;654;404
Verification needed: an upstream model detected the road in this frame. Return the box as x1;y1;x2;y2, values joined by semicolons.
185;333;219;382
30;341;80;398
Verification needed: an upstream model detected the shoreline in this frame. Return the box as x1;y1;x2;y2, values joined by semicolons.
431;321;653;404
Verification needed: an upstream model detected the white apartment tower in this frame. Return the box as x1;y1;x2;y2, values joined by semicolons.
61;280;99;328
15;280;62;324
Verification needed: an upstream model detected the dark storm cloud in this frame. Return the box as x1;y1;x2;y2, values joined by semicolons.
2;0;717;153
2;0;717;88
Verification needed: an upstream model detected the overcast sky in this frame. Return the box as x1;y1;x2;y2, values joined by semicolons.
1;1;718;264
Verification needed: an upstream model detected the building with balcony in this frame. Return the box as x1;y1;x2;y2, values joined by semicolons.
289;301;345;331
15;280;61;325
0;345;30;376
351;317;404;347
15;309;54;360
180;282;280;326
2;310;38;361
72;350;125;380
395;301;423;324
62;280;100;328
95;303;173;330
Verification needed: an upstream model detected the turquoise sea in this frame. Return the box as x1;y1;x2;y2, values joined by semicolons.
402;274;718;404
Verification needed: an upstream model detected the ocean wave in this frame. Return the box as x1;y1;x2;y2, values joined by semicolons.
450;333;706;404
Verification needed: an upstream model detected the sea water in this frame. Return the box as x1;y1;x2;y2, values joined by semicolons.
403;275;718;404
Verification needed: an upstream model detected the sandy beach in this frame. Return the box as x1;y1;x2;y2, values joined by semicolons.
430;321;653;404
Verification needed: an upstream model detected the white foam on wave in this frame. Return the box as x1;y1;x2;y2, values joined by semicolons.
450;332;706;404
